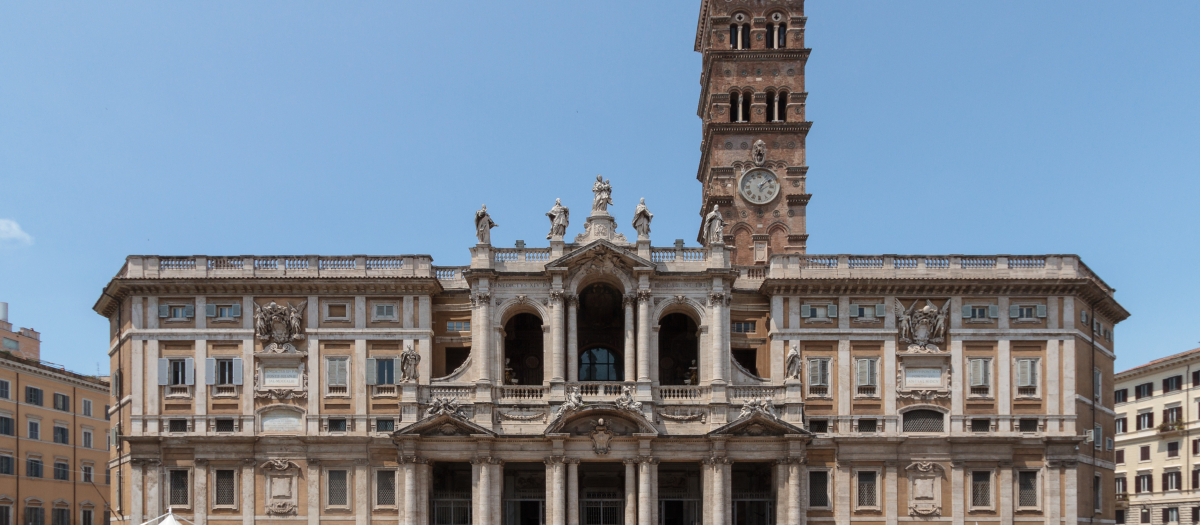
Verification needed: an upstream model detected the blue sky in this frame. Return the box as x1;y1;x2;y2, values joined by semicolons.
1;1;1197;373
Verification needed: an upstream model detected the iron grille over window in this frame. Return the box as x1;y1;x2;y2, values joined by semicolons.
432;500;470;525
376;419;394;432
215;419;235;433
857;419;877;433
971;472;991;507
215;470;236;506
168;419;188;433
169;470;189;506
1017;472;1038;507
903;410;944;433
808;471;829;507
328;470;348;506
856;471;877;507
377;470;396;506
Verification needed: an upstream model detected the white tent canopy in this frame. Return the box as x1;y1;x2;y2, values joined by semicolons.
139;509;195;525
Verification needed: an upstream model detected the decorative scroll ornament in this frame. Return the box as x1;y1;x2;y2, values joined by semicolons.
785;344;802;381
554;387;585;418
589;418;615;455
400;344;420;383
738;397;779;420
896;299;951;352
546;199;570;240
752;139;766;167
260;459;300;472
905;461;945;517
254;301;307;353
614;385;643;413
426;397;466;419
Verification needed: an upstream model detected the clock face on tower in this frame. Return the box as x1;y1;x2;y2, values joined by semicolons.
739;169;780;205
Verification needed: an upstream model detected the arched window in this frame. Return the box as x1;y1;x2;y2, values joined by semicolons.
580;347;620;381
729;91;740;123
768;13;788;49
730;14;751;50
765;90;776;124
902;410;945;433
777;91;789;122
741;90;751;122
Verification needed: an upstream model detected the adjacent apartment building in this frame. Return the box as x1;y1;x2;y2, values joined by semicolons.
1114;347;1200;524
94;2;1129;525
0;304;111;525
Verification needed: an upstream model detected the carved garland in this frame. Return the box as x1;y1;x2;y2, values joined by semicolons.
497;410;548;422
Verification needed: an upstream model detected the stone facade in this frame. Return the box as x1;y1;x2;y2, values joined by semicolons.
94;2;1130;525
1114;347;1200;524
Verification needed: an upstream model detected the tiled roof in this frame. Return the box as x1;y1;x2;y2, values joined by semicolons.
1118;347;1200;376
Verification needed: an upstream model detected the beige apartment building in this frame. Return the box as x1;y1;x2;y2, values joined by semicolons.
94;2;1129;525
0;304;111;525
1114;347;1200;524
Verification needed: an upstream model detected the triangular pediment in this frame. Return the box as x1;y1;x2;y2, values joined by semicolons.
394;413;495;438
546;404;658;436
547;240;653;270
707;411;809;437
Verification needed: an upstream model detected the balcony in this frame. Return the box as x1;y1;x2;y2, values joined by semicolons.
1159;421;1186;435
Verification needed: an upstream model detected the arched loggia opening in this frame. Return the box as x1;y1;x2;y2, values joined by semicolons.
503;313;544;385
658;313;698;385
577;283;625;382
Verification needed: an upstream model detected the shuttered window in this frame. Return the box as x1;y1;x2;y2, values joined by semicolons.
1016;359;1039;395
969;358;991;395
326;358;349;395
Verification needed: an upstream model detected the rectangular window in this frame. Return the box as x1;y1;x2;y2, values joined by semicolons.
731;321;756;333
169;470;189;506
328;470;349;507
216;359;236;385
52;394;70;412
1165;406;1183;424
28;420;39;440
1017;471;1038;507
808;471;829;507
446;321;470;332
376;470;397;506
52;426;68;445
324;303;350;321
849;304;880;319
971;419;991;432
1015;358;1039;395
1165;471;1182;491
376;358;395;386
1017;305;1036;319
1194;370;1200;388
1169;441;1181;458
80;510;92;525
1141;508;1150;523
807;358;830;396
971;471;991;507
1165;375;1183;393
81;399;92;417
969;358;991;395
1094;424;1103;449
0;417;13;436
1019;418;1039;433
328;419;348;432
1116;449;1125;464
1136;383;1153;399
51;509;68;525
376;419;395;432
0;506;10;525
855;358;877;395
373;303;396;321
1195;439;1199;456
967;305;989;319
53;462;69;481
25;387;42;406
1165;508;1180;523
82;465;93;483
1116;417;1127;434
857;419;877;433
215;419;235;433
168;305;190;319
214;470;236;507
27;459;42;478
1137;412;1154;430
25;507;43;525
168;419;188;433
169;359;188;386
326;357;349;395
0;455;12;475
807;419;828;433
1141;445;1151;461
856;471;877;507
2;338;18;350
1115;389;1128;403
1193;469;1199;490
0;380;8;400
1115;476;1126;494
82;429;92;449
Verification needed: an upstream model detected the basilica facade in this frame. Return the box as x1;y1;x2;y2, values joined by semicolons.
97;2;1127;525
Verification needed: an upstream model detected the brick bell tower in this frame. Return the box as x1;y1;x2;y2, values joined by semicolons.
694;0;811;264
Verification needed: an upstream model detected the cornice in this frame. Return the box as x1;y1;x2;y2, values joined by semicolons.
696;123;812;183
696;49;811;118
0;358;109;392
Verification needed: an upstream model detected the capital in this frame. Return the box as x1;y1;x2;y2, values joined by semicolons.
637;289;652;302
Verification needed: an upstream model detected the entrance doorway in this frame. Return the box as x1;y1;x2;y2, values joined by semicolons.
658;463;701;525
431;462;473;525
579;462;628;525
731;463;774;525
504;463;546;525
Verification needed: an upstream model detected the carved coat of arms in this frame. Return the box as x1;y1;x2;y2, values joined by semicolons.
254;301;307;353
589;418;615;455
896;299;950;352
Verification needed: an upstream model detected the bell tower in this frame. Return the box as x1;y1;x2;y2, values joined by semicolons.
694;0;811;263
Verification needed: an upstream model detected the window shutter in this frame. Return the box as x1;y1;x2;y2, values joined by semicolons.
875;304;886;318
1030;361;1038;385
983;362;990;385
1008;305;1019;318
856;359;868;386
204;358;216;385
808;360;819;385
158;305;169;318
868;359;877;386
1017;360;1031;387
232;358;243;386
962;305;972;319
820;359;830;385
1036;304;1047;318
801;305;811;318
184;358;195;385
231;303;242;318
988;305;999;319
184;305;195;318
157;359;170;386
205;304;217;318
970;360;983;386
849;305;860;318
391;358;401;385
827;305;838;318
366;358;377;386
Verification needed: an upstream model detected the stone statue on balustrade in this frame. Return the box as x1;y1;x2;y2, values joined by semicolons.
632;198;653;239
400;343;420;382
785;344;802;381
591;175;613;213
475;204;498;244
546;199;569;240
702;205;726;245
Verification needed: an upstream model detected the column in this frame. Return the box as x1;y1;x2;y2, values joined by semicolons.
568;296;579;382
950;461;963;525
241;459;255;525
636;293;651;382
307;460;321;525
130;462;144;525
491;460;504;525
722;461;731;525
1000;462;1013;524
625;459;639;525
567;460;580;525
709;459;725;525
650;459;659;525
355;460;369;525
544;459;556;525
553;459;566;525
478;292;493;383
418;461;432;525
787;460;802;525
477;458;491;525
551;292;564;382
1064;461;1078;525
625;296;637;382
710;294;727;383
404;460;417;525
638;459;652;525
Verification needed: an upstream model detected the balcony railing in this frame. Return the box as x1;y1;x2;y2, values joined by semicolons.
495;386;548;401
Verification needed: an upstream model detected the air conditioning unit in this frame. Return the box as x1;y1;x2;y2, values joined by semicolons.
1084;429;1095;443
